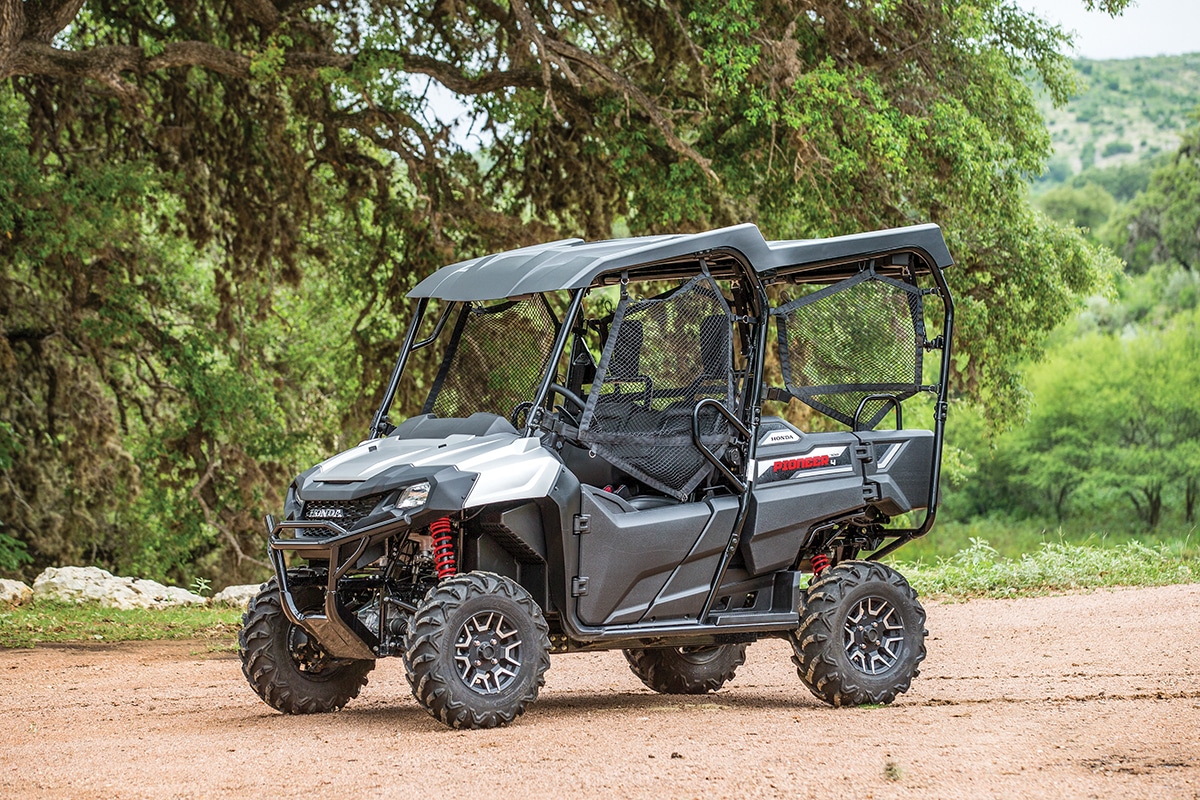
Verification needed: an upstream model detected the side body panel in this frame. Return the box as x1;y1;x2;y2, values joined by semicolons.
574;488;733;626
741;419;865;575
857;430;936;516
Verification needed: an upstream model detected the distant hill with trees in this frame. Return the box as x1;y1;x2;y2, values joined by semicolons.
1034;53;1200;189
935;53;1200;552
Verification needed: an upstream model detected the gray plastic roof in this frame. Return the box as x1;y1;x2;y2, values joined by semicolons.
409;222;953;301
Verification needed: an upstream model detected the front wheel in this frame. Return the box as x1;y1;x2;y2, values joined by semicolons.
623;644;747;694
239;578;375;714
405;571;550;729
790;561;926;707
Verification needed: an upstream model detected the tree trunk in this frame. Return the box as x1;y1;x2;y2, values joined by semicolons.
1186;476;1196;524
1053;483;1073;524
1147;484;1162;529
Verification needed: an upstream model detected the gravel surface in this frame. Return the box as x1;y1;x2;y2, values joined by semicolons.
2;583;1198;799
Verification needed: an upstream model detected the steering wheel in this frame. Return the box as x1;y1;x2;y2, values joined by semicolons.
548;383;587;414
512;384;587;430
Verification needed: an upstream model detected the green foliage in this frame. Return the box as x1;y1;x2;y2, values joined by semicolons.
1068;156;1166;202
1103;126;1200;273
0;421;19;472
1035;182;1116;239
1101;140;1133;157
0;600;242;648
0;534;31;573
0;418;29;570
950;266;1200;532
901;538;1194;599
1080;140;1096;168
0;0;1121;583
0;86;357;586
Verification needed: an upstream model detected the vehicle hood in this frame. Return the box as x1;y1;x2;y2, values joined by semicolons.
296;432;564;509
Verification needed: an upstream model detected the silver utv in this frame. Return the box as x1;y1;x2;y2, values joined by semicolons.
239;223;955;728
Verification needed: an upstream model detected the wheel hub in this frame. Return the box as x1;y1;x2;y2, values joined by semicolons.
843;596;905;676
675;646;724;665
454;611;523;695
288;625;335;675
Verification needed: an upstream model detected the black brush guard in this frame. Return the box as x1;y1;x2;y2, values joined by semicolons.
264;515;388;661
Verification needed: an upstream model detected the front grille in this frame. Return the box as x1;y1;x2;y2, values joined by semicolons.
301;493;386;528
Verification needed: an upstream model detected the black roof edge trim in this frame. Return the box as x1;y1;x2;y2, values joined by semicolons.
407;222;952;301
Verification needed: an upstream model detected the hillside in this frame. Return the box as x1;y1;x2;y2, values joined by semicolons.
1036;53;1200;185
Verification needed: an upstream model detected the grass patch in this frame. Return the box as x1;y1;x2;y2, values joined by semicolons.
0;601;243;649
898;518;1200;563
896;538;1195;600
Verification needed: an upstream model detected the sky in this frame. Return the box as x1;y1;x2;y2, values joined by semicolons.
1021;0;1200;60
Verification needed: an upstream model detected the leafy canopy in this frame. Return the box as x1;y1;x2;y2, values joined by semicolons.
0;0;1118;582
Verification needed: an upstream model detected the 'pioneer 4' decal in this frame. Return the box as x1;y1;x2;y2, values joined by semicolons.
757;445;852;482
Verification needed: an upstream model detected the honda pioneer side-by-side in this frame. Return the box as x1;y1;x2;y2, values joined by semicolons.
239;223;955;728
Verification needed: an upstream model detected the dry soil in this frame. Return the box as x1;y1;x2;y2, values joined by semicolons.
2;583;1198;799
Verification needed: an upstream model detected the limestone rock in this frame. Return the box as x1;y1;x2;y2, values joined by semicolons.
0;579;33;606
32;566;207;609
210;584;262;609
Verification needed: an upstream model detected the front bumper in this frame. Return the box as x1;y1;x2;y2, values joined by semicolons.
266;515;397;661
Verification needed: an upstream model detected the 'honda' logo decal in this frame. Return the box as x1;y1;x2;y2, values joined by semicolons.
308;507;345;518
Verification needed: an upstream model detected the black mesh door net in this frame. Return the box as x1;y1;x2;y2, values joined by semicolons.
578;273;735;500
772;269;926;429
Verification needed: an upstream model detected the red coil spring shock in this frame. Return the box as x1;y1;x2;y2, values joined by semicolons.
811;553;831;576
430;516;457;580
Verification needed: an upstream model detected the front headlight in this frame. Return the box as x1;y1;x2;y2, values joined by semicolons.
396;480;431;510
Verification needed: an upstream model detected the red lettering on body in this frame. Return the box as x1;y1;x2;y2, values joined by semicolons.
772;454;831;473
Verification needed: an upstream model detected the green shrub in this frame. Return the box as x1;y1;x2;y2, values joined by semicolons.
899;538;1194;599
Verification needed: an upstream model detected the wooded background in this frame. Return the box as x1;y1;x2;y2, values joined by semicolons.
2;0;1194;587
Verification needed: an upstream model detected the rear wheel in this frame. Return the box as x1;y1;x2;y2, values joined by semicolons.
790;561;926;707
623;644;747;694
239;578;375;714
405;571;550;729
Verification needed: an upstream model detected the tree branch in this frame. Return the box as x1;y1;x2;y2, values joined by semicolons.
543;37;716;182
231;0;280;29
23;0;84;43
192;457;272;571
3;35;557;105
0;0;26;63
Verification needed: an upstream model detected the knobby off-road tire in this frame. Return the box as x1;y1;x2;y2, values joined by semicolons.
239;578;375;714
623;644;747;694
790;561;927;707
405;571;551;729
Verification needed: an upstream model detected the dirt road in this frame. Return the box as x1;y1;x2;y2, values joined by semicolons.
1;583;1198;799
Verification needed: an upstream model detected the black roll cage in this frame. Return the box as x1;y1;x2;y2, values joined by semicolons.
370;240;955;563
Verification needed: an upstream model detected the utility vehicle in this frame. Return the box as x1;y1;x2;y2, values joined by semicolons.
239;223;955;728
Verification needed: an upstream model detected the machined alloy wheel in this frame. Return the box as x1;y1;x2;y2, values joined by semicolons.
790;560;926;707
406;571;550;729
454;610;524;694
844;596;905;675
